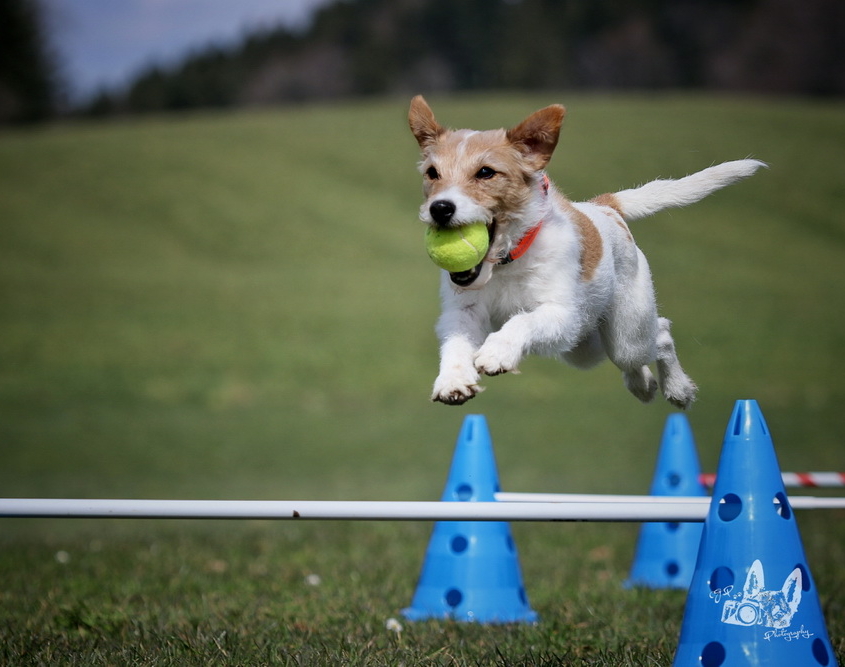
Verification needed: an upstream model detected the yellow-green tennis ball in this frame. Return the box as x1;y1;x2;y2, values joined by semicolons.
425;223;489;272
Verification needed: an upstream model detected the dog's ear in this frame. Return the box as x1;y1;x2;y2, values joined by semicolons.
506;104;566;169
409;95;444;149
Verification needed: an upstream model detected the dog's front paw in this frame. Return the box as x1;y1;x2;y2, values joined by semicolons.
474;335;521;377
431;369;483;405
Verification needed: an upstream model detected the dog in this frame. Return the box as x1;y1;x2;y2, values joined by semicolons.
408;95;765;408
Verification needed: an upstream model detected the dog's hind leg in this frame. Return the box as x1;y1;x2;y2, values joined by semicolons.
600;314;660;404
623;366;659;403
655;317;698;409
560;330;607;369
598;254;661;404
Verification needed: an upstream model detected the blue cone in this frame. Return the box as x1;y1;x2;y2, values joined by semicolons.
626;413;706;589
673;400;837;666
402;414;538;624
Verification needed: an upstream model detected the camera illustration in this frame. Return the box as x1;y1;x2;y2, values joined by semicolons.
722;599;765;626
720;559;803;629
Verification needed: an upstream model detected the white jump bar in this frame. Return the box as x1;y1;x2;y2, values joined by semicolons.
0;496;842;522
0;498;706;522
494;492;845;511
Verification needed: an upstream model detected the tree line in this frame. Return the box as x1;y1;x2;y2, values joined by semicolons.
3;0;844;124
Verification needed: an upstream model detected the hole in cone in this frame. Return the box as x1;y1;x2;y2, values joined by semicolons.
445;588;462;608
812;638;831;665
709;566;734;592
774;492;792;519
666;471;681;488
718;494;742;521
450;535;468;554
701;641;726;666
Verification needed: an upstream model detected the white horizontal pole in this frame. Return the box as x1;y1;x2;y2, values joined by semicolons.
0;495;842;522
495;492;706;504
494;492;845;511
0;498;707;522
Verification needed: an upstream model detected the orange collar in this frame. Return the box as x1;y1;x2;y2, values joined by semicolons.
499;221;543;264
498;173;549;265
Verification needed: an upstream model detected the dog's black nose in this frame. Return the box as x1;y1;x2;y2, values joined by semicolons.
430;200;456;225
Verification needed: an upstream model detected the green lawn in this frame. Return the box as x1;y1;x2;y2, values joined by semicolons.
1;93;843;664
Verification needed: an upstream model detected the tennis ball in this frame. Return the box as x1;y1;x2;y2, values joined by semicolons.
425;222;489;272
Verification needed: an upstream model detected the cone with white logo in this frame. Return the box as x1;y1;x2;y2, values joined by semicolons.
673;400;837;666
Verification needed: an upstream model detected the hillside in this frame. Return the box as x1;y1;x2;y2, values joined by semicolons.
2;93;844;499
1;92;844;665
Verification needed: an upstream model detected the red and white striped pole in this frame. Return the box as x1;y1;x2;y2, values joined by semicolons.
699;472;845;488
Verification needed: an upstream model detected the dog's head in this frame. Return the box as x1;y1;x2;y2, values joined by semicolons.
409;96;565;288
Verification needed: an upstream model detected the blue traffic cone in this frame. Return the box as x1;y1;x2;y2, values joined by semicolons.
402;414;538;623
673;400;837;666
626;413;706;589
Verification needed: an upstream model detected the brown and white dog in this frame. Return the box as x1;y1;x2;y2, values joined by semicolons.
409;95;764;408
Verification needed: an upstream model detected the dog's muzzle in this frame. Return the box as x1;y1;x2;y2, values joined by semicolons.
429;200;456;226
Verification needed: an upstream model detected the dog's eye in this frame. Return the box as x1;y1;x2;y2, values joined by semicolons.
475;166;496;180
425;166;440;180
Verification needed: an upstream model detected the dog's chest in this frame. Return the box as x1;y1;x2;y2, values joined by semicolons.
466;250;608;333
477;265;559;325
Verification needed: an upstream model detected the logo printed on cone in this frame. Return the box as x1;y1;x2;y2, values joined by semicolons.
719;559;802;630
673;400;837;666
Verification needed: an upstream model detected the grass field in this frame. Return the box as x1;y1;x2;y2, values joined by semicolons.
1;93;844;664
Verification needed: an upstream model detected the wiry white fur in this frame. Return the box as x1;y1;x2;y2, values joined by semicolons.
410;97;764;408
614;160;766;221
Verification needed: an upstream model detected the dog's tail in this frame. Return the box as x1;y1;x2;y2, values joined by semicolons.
609;159;766;222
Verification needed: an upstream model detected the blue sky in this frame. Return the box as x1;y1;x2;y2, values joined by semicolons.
43;0;335;102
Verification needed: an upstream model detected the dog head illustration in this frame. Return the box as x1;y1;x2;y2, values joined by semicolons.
721;559;802;629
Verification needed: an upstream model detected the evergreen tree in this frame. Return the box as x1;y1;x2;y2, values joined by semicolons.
0;0;59;123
